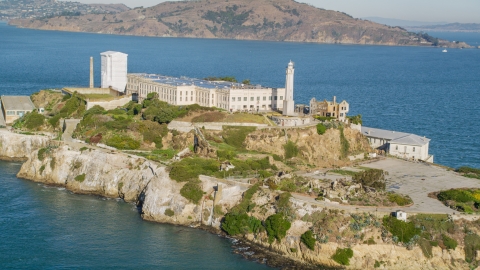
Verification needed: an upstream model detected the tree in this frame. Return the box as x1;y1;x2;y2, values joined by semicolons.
265;214;291;243
242;79;251;85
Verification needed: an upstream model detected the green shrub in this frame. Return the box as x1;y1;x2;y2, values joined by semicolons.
105;117;132;130
272;154;282;161
283;140;299;159
164;208;175;217
39;165;46;174
374;260;381;268
347;114;363;125
24;112;46;130
301;230;316;250
388;193;413;206
118;182;124;190
38;148;48;160
276;192;292;215
230;184;260;214
339;126;350;159
332;248;353;266
169;158;220;182
74;174;86;182
221;213;263;236
316;123;327;135
222;126;256;150
217;149;237;160
106;135;141;150
465;234;480;262
180;181;203;204
457;166;480;175
50;157;56;170
60;93;85;116
265;214;291;243
437;189;476;204
48;113;67;129
382;216;421;243
442;234;458;250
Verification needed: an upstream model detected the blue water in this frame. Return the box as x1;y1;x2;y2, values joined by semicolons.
0;161;269;269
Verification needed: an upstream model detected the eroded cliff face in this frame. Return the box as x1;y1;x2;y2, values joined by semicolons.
0;130;50;161
245;126;372;167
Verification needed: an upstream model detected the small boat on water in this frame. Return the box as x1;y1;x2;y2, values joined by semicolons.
442;49;448;53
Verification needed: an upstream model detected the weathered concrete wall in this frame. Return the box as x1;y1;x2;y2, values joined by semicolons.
86;96;132;110
0;130;50;160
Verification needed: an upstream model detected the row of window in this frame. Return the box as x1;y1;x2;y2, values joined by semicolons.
395;145;416;152
232;96;283;102
6;111;25;116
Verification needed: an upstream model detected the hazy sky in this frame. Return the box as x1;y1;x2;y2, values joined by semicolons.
74;0;480;23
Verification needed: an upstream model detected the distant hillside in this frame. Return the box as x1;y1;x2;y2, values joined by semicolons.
407;23;480;33
8;0;470;47
363;17;449;27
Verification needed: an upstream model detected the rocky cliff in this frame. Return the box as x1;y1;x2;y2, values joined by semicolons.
245;126;372;168
8;0;468;47
0;130;50;161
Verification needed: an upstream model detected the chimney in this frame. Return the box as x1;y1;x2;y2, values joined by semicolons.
333;96;336;105
89;57;94;88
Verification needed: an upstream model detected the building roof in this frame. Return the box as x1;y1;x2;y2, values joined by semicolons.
101;51;128;56
130;73;271;90
361;126;430;146
390;134;430;146
1;96;36;111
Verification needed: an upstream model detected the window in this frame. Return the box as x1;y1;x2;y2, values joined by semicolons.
250;97;254;101
413;147;416;152
244;97;247;101
6;111;15;115
280;96;283;100
274;96;278;100
180;97;182;101
395;145;398;150
232;97;235;102
191;97;193;101
263;96;266;101
257;97;260;101
16;111;24;115
269;96;272;100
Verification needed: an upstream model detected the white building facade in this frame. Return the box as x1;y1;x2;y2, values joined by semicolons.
361;126;433;162
101;51;128;93
126;74;287;112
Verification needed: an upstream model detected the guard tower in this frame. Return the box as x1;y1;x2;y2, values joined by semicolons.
282;61;295;116
101;51;128;93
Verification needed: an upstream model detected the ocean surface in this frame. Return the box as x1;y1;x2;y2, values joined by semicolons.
0;160;269;269
0;22;479;268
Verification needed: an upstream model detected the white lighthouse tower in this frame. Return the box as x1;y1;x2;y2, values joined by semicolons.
283;61;295;116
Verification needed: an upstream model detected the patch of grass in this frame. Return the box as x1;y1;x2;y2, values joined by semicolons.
180;181;203;204
301;230;316;250
388;192;413;206
418;238;433;258
316;123;327;135
191;111;225;122
464;234;480;263
272;154;282;161
50;157;56;170
164;208;175;217
214;205;224;217
169;157;219;182
383;216;421;243
118;182;124;190
38;147;49;160
39;165;46;174
223;113;267;124
283;140;299;159
339;126;350;159
74;174;86;182
222;126;256;150
106;134;141;150
332;248;353;266
442;234;458;250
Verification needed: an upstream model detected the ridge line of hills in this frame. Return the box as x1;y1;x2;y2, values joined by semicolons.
8;0;471;48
